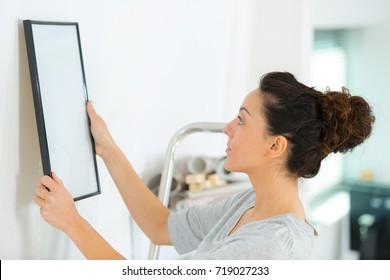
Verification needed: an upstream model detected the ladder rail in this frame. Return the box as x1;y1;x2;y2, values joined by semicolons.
147;122;226;260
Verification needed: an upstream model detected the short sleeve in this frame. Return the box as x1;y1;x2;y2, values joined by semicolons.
168;192;242;255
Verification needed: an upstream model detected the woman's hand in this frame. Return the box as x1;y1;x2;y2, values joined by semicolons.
86;101;116;159
35;172;80;234
35;172;126;259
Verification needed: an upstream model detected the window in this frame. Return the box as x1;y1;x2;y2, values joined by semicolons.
311;30;347;90
306;30;349;200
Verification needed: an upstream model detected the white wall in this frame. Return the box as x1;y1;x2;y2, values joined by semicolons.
0;0;310;259
311;0;388;29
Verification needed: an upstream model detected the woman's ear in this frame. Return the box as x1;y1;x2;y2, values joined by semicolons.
268;136;288;158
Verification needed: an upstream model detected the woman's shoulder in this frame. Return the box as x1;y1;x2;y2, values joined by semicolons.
250;213;317;239
235;214;317;259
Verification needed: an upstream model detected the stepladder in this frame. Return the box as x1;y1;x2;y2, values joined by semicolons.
147;122;226;260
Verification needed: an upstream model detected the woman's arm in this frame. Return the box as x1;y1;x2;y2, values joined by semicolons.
86;102;171;245
34;102;172;259
99;143;171;245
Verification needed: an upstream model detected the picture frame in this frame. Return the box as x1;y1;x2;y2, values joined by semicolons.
23;20;101;201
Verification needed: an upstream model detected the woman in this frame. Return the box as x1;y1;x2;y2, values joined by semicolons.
35;72;375;259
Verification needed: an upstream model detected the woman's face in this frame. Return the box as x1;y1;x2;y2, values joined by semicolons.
224;90;274;174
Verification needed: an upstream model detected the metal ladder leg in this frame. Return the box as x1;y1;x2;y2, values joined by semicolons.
147;122;226;260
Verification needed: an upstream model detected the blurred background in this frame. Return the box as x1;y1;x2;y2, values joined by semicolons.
0;0;389;259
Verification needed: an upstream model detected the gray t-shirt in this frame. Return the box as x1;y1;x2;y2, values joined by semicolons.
168;187;318;259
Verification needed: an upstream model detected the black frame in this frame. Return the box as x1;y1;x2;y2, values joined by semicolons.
23;20;101;201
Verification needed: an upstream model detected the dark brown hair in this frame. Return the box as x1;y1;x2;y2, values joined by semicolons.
259;72;375;178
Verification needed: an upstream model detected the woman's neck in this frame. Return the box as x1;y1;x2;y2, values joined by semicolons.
247;170;305;220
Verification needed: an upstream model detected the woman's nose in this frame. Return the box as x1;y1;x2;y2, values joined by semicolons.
224;119;233;136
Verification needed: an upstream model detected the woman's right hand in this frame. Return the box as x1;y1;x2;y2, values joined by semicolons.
86;101;116;159
35;172;80;233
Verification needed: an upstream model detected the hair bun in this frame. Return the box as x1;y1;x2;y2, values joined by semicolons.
317;87;375;156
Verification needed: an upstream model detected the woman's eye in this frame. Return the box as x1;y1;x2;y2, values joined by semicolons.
237;115;244;125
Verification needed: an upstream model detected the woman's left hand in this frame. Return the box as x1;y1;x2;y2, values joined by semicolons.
35;172;80;233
